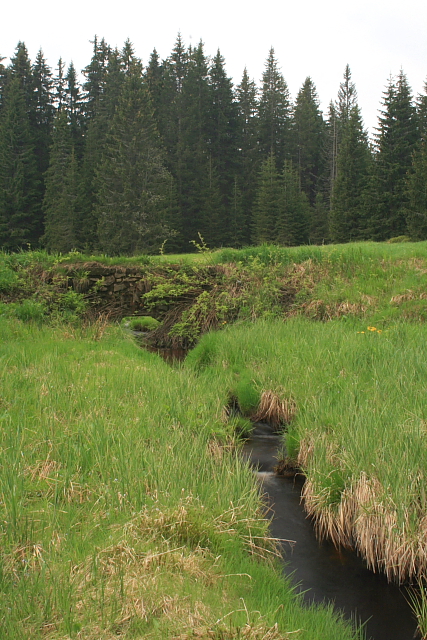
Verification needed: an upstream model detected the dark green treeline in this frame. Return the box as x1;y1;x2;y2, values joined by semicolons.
1;38;427;254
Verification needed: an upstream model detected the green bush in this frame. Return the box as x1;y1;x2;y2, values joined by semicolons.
388;235;411;243
57;290;88;315
0;264;19;293
128;316;160;332
13;299;46;323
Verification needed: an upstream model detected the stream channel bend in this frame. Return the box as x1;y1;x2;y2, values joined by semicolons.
242;424;417;640
144;340;417;639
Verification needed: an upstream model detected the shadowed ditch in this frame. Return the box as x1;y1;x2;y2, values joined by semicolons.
242;423;417;640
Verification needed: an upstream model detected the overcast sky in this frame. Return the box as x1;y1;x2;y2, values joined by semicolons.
2;0;426;136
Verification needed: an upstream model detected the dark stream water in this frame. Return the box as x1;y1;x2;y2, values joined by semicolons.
146;344;418;639
242;424;418;640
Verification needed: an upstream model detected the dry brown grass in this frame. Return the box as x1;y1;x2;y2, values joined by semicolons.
300;467;427;583
291;299;367;321
390;290;427;305
252;390;296;428
174;620;302;639
17;497;280;639
2;542;44;579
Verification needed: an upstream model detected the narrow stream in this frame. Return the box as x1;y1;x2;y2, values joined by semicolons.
144;342;418;639
242;424;418;640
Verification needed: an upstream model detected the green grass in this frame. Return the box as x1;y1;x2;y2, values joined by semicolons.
188;317;427;583
3;239;427;635
0;317;362;639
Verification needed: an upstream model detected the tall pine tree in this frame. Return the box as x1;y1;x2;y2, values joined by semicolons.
370;71;418;239
329;105;372;242
291;77;326;206
43;110;80;251
0;78;39;248
235;68;259;244
207;50;239;244
95;60;178;255
406;81;427;239
258;48;292;167
276;161;310;246
252;152;281;243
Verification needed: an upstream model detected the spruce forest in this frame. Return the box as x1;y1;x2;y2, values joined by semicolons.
1;35;427;255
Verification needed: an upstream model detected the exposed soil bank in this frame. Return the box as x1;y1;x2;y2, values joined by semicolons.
242;425;417;640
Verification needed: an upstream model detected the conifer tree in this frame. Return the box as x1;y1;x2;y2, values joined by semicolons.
95;61;178;254
207;50;239;243
152;34;189;247
329;105;372;242
0;78;39;248
120;39;135;74
31;50;55;238
235;68;259;242
0;55;6;113
324;67;358;216
79;46;124;248
53;58;66;111
64;62;84;150
43;110;80;251
370;71;418;239
276;161;310;246
179;41;218;245
82;36;110;122
8;42;33;106
252;152;281;243
336;64;357;125
32;50;54;128
416;80;427;136
406;81;427;239
258;48;292;167
144;48;164;127
157;34;188;156
406;140;427;239
292;77;326;206
325;102;339;209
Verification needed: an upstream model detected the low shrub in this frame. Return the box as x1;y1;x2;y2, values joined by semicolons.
12;299;47;323
128;316;160;332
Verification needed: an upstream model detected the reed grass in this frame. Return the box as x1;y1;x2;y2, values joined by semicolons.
188;317;427;585
0;317;361;639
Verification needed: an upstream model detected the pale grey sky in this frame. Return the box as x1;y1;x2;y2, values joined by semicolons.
2;0;427;135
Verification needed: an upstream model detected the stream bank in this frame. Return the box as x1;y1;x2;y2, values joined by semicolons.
242;424;417;640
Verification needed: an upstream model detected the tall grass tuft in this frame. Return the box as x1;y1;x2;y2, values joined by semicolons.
0;317;362;640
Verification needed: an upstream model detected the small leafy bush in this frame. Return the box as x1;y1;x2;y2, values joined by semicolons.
128;316;160;332
388;235;411;243
13;299;47;323
57;290;88;315
0;263;20;293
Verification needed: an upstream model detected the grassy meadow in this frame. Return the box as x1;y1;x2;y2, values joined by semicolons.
2;240;427;637
0;319;362;639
